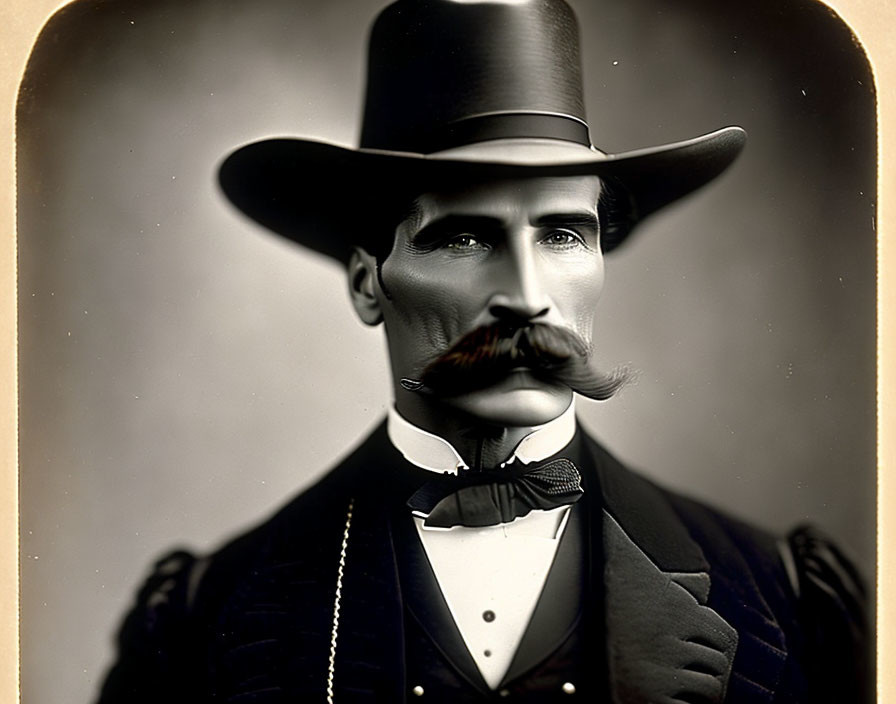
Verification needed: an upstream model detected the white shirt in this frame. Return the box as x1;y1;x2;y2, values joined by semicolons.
387;403;577;688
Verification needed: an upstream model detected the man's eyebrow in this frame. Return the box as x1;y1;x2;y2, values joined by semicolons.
532;212;599;229
408;212;600;247
410;214;504;245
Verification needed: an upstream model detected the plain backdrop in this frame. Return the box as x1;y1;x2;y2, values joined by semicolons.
17;0;875;702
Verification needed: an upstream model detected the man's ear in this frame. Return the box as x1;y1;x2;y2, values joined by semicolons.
347;247;384;326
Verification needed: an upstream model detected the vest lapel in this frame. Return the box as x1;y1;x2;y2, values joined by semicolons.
393;509;491;693
394;472;588;694
500;503;585;684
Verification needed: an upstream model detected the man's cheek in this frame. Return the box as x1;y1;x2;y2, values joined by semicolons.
388;305;456;355
393;274;469;315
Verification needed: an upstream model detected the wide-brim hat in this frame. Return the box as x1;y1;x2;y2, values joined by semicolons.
219;0;746;263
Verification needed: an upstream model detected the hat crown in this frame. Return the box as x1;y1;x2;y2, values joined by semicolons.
360;0;590;153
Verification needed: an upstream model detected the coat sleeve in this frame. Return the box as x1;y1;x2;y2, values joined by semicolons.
96;550;206;704
786;525;871;703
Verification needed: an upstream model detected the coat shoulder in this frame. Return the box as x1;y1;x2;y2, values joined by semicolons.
98;423;395;703
581;431;786;578
193;421;392;601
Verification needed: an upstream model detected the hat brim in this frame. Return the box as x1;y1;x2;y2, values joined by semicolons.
218;126;745;262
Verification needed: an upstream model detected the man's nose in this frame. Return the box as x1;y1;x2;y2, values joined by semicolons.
487;242;551;322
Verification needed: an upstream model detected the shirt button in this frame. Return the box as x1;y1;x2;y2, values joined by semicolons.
412;685;424;696
562;682;576;695
498;689;510;697
482;610;496;622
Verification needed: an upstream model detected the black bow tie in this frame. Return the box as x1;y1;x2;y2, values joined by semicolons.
406;458;584;528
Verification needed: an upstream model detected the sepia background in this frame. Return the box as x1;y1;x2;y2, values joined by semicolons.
16;0;875;702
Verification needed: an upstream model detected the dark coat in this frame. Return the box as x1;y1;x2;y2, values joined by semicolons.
98;423;868;703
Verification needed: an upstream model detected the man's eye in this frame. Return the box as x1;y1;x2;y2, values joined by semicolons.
444;234;488;250
541;229;583;247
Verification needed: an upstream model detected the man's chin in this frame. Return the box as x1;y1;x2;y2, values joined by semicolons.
437;373;573;428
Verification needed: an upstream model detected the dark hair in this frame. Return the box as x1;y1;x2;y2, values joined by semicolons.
364;196;421;263
355;192;422;299
596;178;635;253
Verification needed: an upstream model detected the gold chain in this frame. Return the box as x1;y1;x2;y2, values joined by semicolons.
326;498;355;704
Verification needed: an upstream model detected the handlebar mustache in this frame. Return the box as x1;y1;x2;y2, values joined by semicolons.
404;322;628;401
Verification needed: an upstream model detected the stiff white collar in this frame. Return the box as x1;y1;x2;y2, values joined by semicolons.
387;401;576;475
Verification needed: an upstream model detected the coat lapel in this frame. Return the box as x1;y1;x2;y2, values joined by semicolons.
674;498;793;703
582;434;788;703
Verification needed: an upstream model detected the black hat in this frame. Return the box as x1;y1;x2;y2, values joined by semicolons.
219;0;746;262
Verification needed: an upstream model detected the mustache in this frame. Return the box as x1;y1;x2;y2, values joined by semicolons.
403;322;629;401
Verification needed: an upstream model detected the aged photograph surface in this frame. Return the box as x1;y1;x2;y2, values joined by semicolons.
17;0;875;702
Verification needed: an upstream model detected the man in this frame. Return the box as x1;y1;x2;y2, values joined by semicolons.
98;0;868;701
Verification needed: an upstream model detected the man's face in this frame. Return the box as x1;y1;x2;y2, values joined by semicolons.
372;175;605;428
